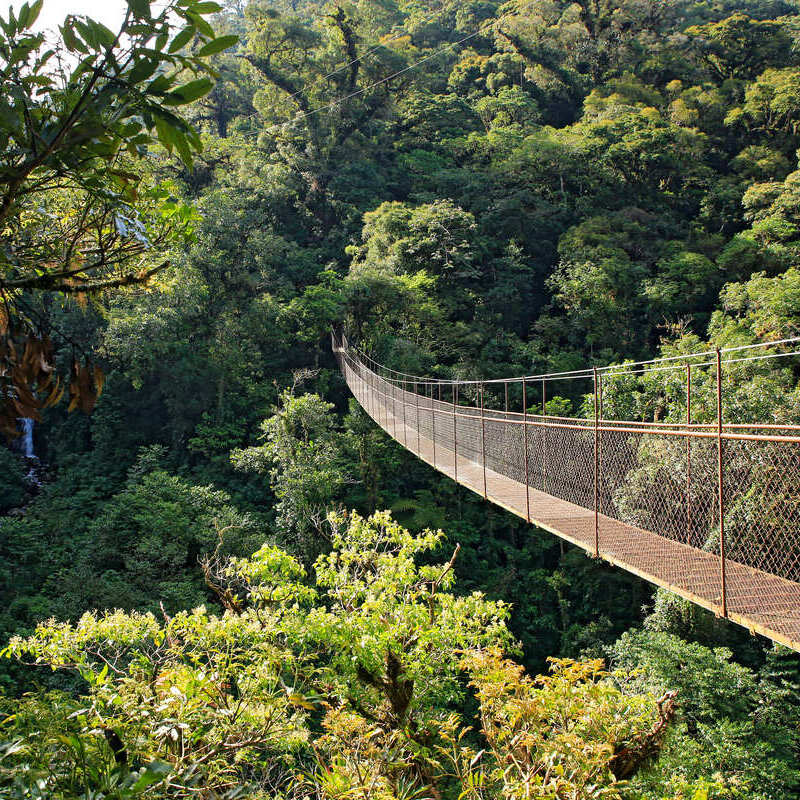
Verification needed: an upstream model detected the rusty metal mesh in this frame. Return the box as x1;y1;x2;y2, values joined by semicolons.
334;335;800;650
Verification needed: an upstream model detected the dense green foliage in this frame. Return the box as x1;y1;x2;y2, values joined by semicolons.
0;512;710;798
2;0;800;796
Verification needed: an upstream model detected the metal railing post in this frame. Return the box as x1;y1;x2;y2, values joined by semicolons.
366;358;371;419
402;379;408;447
365;356;370;417
453;383;458;483
523;378;531;523
593;367;600;558
431;383;436;468
378;367;384;430
716;349;727;617
391;377;395;433
504;381;510;477
368;362;374;420
391;377;397;440
598;370;603;534
541;378;547;496
381;366;387;431
686;363;692;546
375;362;381;428
358;355;363;412
438;383;443;455
480;383;488;499
415;382;421;456
382;368;388;432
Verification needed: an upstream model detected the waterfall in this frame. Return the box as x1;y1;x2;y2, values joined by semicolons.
19;418;36;459
16;418;41;487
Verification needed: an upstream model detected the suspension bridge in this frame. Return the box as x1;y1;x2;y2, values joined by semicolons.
333;331;800;652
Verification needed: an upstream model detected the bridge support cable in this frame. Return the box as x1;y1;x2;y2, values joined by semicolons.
332;330;800;652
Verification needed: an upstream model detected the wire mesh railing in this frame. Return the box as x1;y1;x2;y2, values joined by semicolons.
332;331;800;651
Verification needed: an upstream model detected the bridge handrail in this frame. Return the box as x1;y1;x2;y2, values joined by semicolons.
338;354;800;445
335;331;800;388
335;332;800;444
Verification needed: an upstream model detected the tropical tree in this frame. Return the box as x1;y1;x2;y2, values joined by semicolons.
232;389;351;560
0;0;235;431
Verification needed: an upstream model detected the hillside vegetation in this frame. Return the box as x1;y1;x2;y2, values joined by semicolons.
1;0;800;797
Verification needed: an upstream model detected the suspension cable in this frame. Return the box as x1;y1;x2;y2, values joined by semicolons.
340;333;800;387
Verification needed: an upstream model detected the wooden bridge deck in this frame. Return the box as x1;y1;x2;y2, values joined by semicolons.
338;358;800;652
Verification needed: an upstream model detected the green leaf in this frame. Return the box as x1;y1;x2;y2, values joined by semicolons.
153;115;177;153
167;25;194;53
126;23;155;35
127;57;158;83
126;0;150;18
16;2;29;28
9;39;39;66
36;46;55;67
130;760;171;792
61;22;88;54
197;34;237;56
173;129;193;168
186;126;203;151
184;10;213;38
146;74;172;95
163;77;213;105
74;19;97;49
94;21;116;48
25;0;42;28
192;1;223;12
